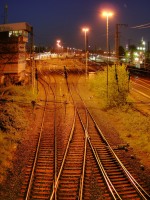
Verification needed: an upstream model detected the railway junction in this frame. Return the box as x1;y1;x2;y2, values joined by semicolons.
1;58;150;200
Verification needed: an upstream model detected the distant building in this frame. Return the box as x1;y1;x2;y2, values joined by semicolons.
0;22;33;85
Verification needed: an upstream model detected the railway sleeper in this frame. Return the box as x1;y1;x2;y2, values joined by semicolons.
57;196;78;200
34;177;53;182
37;158;52;162
31;193;50;199
35;169;53;174
60;173;80;178
57;189;78;196
99;157;118;161
58;187;78;192
119;191;141;198
34;182;52;188
33;179;53;184
31;191;51;196
36;164;52;168
36;162;52;166
64;164;82;167
62;168;81;173
32;186;51;191
38;155;53;158
60;176;79;182
58;184;78;189
30;196;49;200
105;167;123;171
102;162;120;167
58;181;79;187
107;172;125;177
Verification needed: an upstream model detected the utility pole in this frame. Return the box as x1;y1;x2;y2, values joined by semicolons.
4;4;8;24
82;27;89;78
148;41;150;51
115;24;128;64
29;27;35;94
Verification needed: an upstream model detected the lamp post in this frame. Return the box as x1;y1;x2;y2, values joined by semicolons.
102;11;113;98
82;27;89;77
56;40;61;55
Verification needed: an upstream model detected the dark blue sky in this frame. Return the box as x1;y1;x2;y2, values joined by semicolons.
0;0;150;50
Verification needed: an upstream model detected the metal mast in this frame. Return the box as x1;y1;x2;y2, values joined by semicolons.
4;4;8;24
115;24;128;63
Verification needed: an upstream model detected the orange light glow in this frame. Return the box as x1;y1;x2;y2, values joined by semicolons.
82;27;89;33
56;40;61;47
102;11;113;17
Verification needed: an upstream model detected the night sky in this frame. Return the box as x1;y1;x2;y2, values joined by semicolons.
0;0;150;51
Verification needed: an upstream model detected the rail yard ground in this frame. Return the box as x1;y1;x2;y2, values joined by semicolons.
0;58;150;199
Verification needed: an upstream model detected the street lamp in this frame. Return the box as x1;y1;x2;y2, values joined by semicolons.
56;40;61;46
102;11;113;98
82;27;89;77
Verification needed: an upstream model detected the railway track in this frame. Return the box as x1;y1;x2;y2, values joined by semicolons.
68;82;150;199
18;75;57;199
18;68;150;199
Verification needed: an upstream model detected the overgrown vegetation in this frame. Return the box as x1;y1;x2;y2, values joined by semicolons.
108;105;150;162
86;65;150;167
88;64;130;108
0;85;36;183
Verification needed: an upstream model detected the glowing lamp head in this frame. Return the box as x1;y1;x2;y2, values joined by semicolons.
82;28;89;33
56;40;61;47
102;11;113;18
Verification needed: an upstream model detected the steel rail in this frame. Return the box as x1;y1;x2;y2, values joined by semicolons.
68;83;89;200
25;72;57;199
48;75;57;200
25;78;48;200
51;81;88;200
88;139;122;200
76;105;121;199
49;107;76;199
72;81;120;198
77;109;88;200
69;83;120;199
50;80;88;199
73;82;150;199
89;110;150;200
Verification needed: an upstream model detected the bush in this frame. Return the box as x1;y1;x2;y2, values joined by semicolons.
0;103;28;134
0;85;33;183
88;64;130;108
0;85;37;103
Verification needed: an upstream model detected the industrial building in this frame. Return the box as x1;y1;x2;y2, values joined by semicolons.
0;22;33;85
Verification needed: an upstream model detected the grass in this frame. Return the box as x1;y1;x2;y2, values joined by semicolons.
0;85;36;183
82;65;150;167
0;85;37;103
107;105;150;167
88;65;130;109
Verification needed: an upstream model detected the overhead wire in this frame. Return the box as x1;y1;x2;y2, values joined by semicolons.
130;22;150;29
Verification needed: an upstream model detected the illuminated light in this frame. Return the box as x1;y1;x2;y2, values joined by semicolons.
135;57;139;61
56;40;61;48
82;27;89;33
102;11;114;17
134;52;138;56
